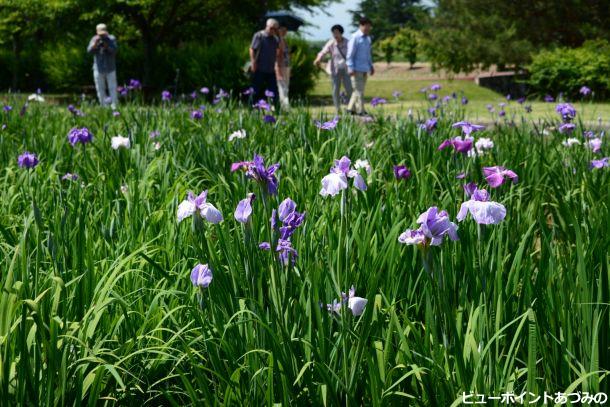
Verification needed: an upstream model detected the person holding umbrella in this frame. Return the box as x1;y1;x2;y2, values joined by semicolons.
249;19;282;103
314;24;352;114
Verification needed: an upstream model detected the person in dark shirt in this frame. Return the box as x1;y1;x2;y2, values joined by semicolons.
87;23;119;108
249;19;282;103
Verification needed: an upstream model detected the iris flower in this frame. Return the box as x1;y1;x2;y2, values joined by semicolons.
555;103;576;121
457;185;506;225
320;156;367;197
326;286;368;316
231;154;280;195
438;136;473;154
399;207;459;246
314;116;339;130
590;157;609;169
67;127;94;146
483;166;518;188
177;190;223;224
191;264;213;288
394;165;411;180
234;193;255;223
17;152;39;169
370;97;387;107
452;121;485;136
228;129;247;141
111;136;130;150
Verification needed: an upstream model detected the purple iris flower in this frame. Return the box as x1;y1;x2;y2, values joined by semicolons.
498;110;506;117
118;86;128;96
67;104;84;116
421;117;438;133
200;87;210;94
149;130;160;139
483;166;518;188
191;109;203;120
428;107;437;116
399;207;459;246
584;130;595;139
253;99;271;111
587;138;602;153
67;127;94;146
517;97;526;104
457;185;506;225
430;83;441;91
461;96;468;105
371;97;387;107
61;172;79;181
393;165;411;180
438;136;473;154
590;157;609;169
191;264;213;288
161;90;171;101
243;87;255;95
277;239;298;265
231;154;280;195
259;242;271;250
216;89;229;99
452;121;485;136
315;116;339;130
263;115;276;123
555;103;576;122
428;93;438;101
264;89;275;98
486;104;495;113
128;79;141;90
234;193;255;223
274;198;305;240
544;95;555;102
320;156;367;197
580;86;591;96
442;95;452;103
190;91;198;100
559;123;576;134
17;152;39;169
3;105;12;112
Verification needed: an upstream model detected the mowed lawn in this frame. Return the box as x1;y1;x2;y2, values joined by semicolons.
309;62;610;122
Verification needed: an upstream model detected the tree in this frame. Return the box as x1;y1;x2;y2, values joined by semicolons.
378;37;395;65
392;28;418;68
423;0;610;73
351;0;427;41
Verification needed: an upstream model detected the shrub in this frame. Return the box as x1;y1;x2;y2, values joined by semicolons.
40;42;90;92
285;35;318;99
527;40;610;99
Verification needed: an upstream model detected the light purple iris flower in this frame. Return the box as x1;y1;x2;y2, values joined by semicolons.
315;116;339;130
556;103;576;121
428;93;438;101
580;86;591;96
243;87;255;95
128;79;141;90
177;190;223;224
320;156;367;197
452;121;485;136
264;90;274;98
231;154;280;195
559;123;576;134
61;172;79;181
161;90;171;101
461;96;469;105
457;185;506;225
67;104;85;116
190;264;213;288
277;239;298;265
67;127;94;146
438;136;474;154
590;157;609;169
430;83;441;91
587;138;602;153
234;193;255;223
394;165;411;180
200;87;210;94
544;95;555;102
399;207;459;246
18;152;39;169
483;166;518;188
275;198;305;240
253;99;271;111
371;97;387;107
259;242;271;250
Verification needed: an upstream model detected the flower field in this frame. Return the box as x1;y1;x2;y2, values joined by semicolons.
1;92;609;405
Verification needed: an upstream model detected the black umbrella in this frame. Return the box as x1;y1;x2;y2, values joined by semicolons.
264;11;305;31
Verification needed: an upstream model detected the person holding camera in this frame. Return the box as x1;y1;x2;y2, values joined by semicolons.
87;24;118;109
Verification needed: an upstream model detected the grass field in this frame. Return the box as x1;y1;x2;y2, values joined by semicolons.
0;93;609;405
310;63;610;122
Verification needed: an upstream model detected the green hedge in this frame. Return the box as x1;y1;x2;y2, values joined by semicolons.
527;40;610;99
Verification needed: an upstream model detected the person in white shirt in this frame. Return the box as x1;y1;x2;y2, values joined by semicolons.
314;25;353;114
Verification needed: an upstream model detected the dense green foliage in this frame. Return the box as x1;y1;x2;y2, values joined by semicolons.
0;96;608;404
0;0;330;92
350;0;427;41
423;0;610;73
527;40;610;100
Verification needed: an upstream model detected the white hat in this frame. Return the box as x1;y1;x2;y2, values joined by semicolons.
96;24;108;35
